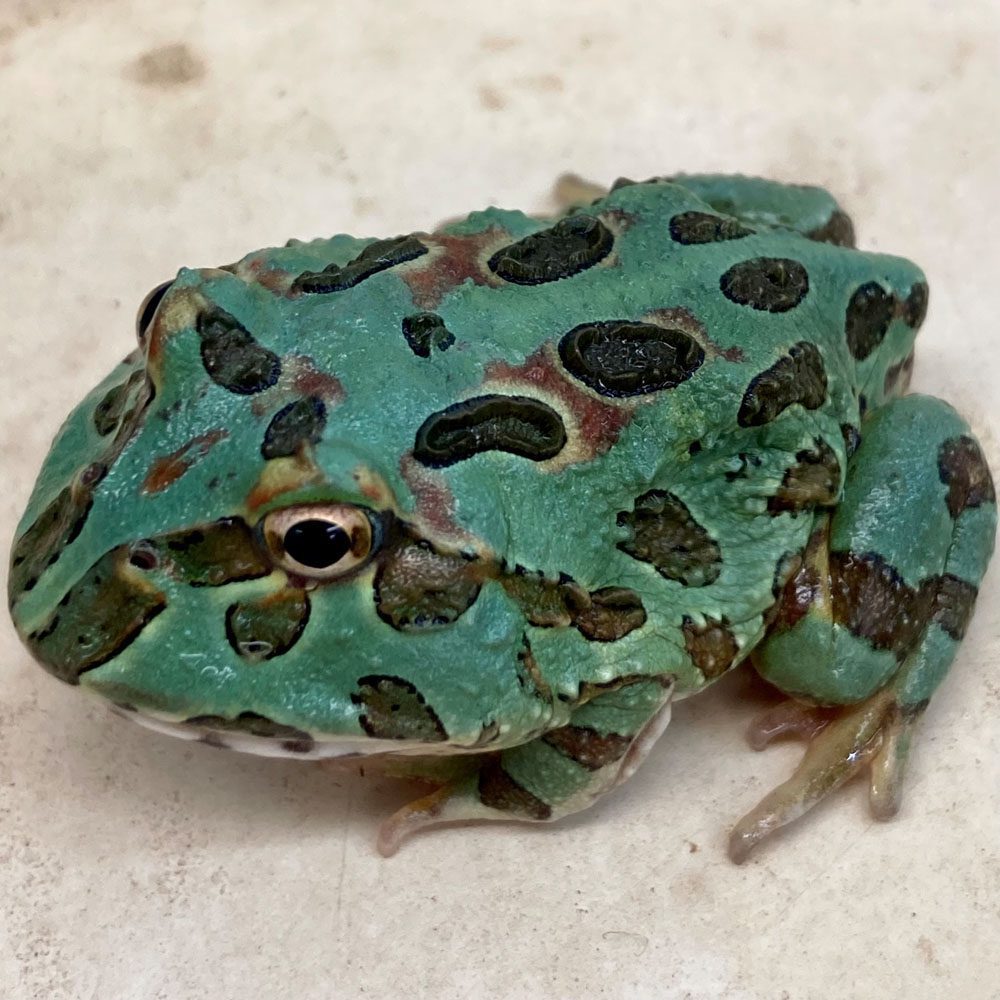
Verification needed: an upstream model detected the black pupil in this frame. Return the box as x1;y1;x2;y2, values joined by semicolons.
136;281;172;340
284;519;353;569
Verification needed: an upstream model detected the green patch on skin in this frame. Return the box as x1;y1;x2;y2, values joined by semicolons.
895;623;962;709
946;505;999;584
499;737;593;804
757;616;899;705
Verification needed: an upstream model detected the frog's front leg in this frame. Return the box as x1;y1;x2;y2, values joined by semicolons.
732;394;996;862
377;675;675;856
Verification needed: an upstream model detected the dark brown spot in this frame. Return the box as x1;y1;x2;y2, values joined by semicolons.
374;536;483;630
197;307;281;395
573;587;647;642
617;490;722;587
931;574;978;641
682;616;740;678
9;486;94;600
485;348;634;462
478;757;552;819
902;281;929;329
542;725;631;770
226;589;311;662
401;313;455;358
766;528;825;633
261;396;327;460
830;551;934;660
351;675;447;742
93;371;144;436
413;394;567;468
185;712;314;751
292;235;428;294
805;209;856;248
737;341;827;427
499;568;582;628
938;435;996;518
157;518;270;586
845;281;896;360
668;211;752;244
487;215;614;285
720;257;809;313
25;549;167;684
841;423;861;458
514;635;553;703
558;320;705;398
767;438;841;513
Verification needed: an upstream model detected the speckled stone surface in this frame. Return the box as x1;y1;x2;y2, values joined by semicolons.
1;2;998;998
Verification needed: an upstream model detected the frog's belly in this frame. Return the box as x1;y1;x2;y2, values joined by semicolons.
112;706;499;761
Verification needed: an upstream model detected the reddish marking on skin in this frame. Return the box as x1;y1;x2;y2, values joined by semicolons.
401;229;506;310
399;453;464;539
289;356;346;401
237;253;295;295
485;347;633;458
142;430;228;494
251;355;345;417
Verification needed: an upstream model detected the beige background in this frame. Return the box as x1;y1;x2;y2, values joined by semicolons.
1;2;998;998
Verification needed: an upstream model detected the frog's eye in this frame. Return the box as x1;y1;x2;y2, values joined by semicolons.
135;280;173;342
262;504;376;580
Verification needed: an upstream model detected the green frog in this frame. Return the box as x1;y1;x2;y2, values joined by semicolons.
8;174;995;861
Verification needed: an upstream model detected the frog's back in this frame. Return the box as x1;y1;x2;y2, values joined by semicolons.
215;176;930;696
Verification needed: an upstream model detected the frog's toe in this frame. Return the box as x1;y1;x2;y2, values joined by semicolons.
729;688;895;863
867;703;921;821
377;783;465;857
745;699;836;750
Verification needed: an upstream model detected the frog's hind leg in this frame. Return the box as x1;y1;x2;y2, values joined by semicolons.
732;394;996;862
671;174;856;246
376;675;675;856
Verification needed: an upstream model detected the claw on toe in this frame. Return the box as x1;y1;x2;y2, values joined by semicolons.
730;689;908;863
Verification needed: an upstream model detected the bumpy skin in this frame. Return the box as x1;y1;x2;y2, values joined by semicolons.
8;174;996;860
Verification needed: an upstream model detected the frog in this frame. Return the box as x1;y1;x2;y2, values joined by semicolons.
8;173;996;862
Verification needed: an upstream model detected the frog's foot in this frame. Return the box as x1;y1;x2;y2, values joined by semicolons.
376;675;675;856
729;687;914;862
552;173;608;210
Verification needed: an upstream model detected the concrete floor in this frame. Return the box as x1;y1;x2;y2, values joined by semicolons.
1;2;998;998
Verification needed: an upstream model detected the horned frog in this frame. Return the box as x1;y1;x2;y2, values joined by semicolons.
9;174;996;861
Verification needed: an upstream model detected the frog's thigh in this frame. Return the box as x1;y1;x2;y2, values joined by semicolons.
376;675;675;856
732;395;996;861
757;394;995;707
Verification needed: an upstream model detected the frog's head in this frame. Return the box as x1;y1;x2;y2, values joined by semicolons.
8;264;561;757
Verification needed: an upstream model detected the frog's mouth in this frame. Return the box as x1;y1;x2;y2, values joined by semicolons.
107;704;487;761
